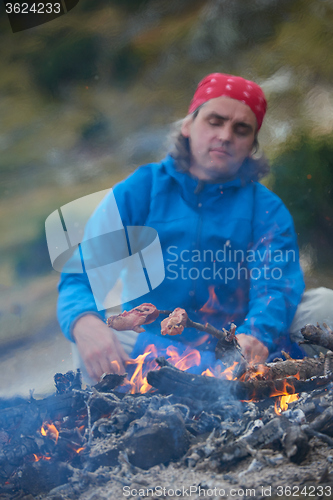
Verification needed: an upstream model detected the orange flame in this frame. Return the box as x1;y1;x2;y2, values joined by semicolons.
125;344;159;394
124;344;203;394
200;286;222;313
272;378;300;415
275;393;299;414
221;361;238;380
201;368;215;377
41;423;59;443
166;345;201;371
241;364;269;382
75;447;85;454
33;454;51;461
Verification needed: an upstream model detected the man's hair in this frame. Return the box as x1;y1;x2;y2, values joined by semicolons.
168;109;270;182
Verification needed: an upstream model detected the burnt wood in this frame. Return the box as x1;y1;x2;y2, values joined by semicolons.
301;324;333;351
147;366;333;401
249;356;333;381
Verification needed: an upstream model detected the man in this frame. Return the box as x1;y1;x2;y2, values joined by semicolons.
58;73;307;382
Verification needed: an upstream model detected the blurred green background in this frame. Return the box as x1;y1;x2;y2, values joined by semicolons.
0;0;333;393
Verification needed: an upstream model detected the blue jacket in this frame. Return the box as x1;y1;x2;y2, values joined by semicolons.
57;155;305;364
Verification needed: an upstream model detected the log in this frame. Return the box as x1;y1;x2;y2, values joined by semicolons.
301;324;333;350
157;352;333;386
147;366;333;401
246;355;333;381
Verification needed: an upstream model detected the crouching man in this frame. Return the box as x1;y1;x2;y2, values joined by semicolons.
57;72;333;382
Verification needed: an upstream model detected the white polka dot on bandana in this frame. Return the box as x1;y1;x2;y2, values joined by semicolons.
243;91;250;98
206;87;212;94
227;78;234;82
211;78;217;83
226;84;232;90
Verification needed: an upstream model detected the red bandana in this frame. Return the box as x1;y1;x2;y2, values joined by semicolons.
188;73;267;130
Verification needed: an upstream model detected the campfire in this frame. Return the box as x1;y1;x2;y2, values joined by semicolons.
1;308;333;499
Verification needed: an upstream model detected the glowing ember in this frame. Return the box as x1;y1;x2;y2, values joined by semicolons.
33;454;51;462
41;423;59;443
241;364;269;381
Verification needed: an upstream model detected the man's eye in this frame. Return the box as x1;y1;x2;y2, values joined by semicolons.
235;128;250;136
209;120;220;126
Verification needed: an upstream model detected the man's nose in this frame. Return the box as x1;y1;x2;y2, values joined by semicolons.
218;124;233;142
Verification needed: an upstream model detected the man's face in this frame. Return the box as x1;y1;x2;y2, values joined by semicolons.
181;95;257;182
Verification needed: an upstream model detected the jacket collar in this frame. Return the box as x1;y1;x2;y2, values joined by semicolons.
161;154;244;196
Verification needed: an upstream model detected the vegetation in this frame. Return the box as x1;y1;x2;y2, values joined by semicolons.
272;134;333;265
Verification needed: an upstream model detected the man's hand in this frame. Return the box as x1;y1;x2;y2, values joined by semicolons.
236;333;268;364
73;314;131;381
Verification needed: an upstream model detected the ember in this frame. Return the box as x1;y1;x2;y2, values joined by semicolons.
41;422;59;443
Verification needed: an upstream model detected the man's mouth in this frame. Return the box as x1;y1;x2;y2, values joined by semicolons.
210;148;232;156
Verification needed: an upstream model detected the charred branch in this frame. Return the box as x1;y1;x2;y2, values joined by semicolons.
147;366;333;401
248;355;333;382
301;324;333;350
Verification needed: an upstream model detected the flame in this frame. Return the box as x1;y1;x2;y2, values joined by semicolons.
32;454;51;462
120;333;302;418
125;344;159;394
241;364;269;382
201;368;215;377
275;393;299;414
41;423;59;443
166;345;201;370
75;447;85;454
200;286;223;313
221;361;238;380
272;378;300;415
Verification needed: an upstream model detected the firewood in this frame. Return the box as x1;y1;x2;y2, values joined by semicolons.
147;366;333;401
301;324;333;350
93;373;126;392
249;355;333;381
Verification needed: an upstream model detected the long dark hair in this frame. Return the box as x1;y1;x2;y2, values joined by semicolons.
168;109;270;183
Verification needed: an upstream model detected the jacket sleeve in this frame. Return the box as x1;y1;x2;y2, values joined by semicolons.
57;165;153;341
235;184;305;352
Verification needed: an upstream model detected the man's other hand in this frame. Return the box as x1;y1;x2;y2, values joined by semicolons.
236;333;269;364
73;314;131;381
